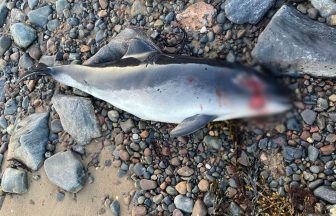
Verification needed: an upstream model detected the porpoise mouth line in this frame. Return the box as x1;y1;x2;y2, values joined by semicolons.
21;27;291;137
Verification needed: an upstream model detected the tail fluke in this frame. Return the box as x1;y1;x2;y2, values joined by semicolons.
18;63;52;83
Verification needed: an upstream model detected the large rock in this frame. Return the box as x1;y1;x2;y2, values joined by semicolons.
252;5;336;77
1;168;28;194
310;0;336;17
314;186;336;204
8;112;49;171
28;5;53;27
51;94;101;145
10;23;37;49
176;2;216;31
224;0;275;24
0;36;11;56
174;195;194;213
44;151;86;193
0;1;8;27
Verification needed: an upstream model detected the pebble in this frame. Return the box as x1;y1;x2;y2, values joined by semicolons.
120;119;134;133
176;2;216;31
192;199;207;216
283;146;303;162
175;181;187;195
28;0;39;9
0;36;12;56
301;109;317;125
174;195;194;213
19;53;34;69
203;135;222;150
1;168;28;194
56;191;65;201
28;5;53;27
131;205;147;216
308;145;319;162
110;199;120;216
0;1;8;27
10;23;37;49
139;179;157;190
314;186;336;204
177;166;194;177
198;179;209;192
310;0;336;17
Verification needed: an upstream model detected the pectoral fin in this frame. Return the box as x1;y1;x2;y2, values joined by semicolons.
170;115;217;138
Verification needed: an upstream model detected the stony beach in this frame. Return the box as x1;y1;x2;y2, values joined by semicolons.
0;0;335;215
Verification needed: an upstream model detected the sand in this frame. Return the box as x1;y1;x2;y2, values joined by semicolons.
0;141;135;216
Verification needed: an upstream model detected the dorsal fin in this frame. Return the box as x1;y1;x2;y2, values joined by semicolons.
123;38;160;58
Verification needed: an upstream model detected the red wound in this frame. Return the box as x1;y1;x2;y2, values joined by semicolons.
250;95;265;109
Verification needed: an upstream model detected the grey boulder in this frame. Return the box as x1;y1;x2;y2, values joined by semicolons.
44;151;86;193
28;5;53;27
51;94;101;145
1;168;28;194
8;112;49;171
224;0;276;24
10;23;37;49
252;5;336;77
313;186;336;204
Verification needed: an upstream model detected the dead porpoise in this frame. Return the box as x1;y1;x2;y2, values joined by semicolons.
23;28;291;137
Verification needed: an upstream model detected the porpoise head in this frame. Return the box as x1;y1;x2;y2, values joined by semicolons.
228;70;291;119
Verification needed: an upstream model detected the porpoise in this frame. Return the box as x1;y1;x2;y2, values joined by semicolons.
22;28;291;137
